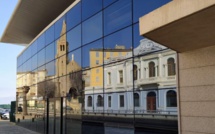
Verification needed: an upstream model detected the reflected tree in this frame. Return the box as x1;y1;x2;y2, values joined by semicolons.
37;80;56;99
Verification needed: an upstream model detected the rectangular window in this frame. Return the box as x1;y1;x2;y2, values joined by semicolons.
96;77;99;82
119;70;123;83
96;51;99;57
96;60;99;65
108;96;111;107
108;72;111;84
120;95;124;107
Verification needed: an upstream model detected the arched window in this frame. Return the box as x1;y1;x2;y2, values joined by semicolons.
134;93;140;107
87;96;92;107
166;90;177;107
97;95;103;107
168;58;176;76
149;62;155;77
133;65;138;80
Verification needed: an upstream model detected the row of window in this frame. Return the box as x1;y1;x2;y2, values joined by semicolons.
87;90;177;108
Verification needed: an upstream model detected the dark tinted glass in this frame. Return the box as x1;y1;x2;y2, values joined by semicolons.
82;12;103;45
82;0;102;21
37;33;45;51
104;0;131;35
67;25;81;52
45;25;55;46
46;60;56;77
31;54;37;71
66;2;81;31
55;16;66;40
133;0;172;23
82;39;103;69
31;41;37;57
67;48;82;74
133;23;144;49
37;49;45;67
103;0;117;8
46;42;55;63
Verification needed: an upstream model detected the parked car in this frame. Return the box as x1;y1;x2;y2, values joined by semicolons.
1;113;9;120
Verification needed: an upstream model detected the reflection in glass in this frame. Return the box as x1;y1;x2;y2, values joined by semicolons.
82;0;102;21
103;0;117;8
133;23;144;49
55;16;66;40
66;2;81;31
104;27;132;64
67;49;82;74
67;25;81;52
45;42;55;63
133;0;172;23
104;0;131;35
37;49;45;67
82;39;103;69
31;41;37;57
46;60;56;78
45;25;54;46
37;33;45;52
82;12;102;45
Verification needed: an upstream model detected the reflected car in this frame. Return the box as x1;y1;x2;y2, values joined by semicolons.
1;113;9;120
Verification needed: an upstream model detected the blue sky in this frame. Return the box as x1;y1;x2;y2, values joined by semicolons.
0;0;25;104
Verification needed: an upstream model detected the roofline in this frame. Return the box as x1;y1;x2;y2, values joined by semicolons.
17;0;80;57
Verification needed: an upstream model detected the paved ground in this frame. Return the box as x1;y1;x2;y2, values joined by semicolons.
0;120;40;134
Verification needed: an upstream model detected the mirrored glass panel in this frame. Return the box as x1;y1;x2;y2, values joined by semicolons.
37;65;46;83
31;41;38;57
55;16;66;40
46;60;56;79
45;42;55;63
103;0;118;8
37;33;45;52
66;2;81;31
104;27;132;64
67;48;82;74
82;39;103;69
55;55;67;77
26;58;32;72
104;0;132;35
31;54;37;71
133;0;172;23
82;0;102;21
67;24;81;52
37;49;45;67
45;25;55;46
82;12;102;45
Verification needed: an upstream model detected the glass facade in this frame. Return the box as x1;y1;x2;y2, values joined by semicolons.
16;0;177;134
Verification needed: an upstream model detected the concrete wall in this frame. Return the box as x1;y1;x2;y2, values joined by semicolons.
178;45;215;134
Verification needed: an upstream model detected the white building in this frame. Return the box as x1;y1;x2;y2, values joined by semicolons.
85;39;177;115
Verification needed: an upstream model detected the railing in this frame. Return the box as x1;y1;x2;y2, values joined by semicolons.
82;109;177;115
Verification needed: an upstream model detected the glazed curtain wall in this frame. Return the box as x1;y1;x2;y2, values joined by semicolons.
16;0;178;134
